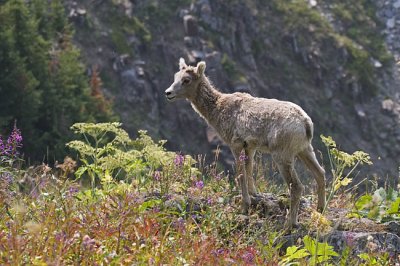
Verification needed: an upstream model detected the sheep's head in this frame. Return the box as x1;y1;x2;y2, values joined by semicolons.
165;58;206;101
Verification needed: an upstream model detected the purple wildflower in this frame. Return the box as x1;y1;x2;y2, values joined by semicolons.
5;221;12;229
239;151;248;162
55;231;67;242
164;194;172;200
242;251;255;264
174;153;184;166
65;186;79;198
212;248;225;257
215;173;222;181
153;171;161;181
82;235;96;251
0;137;5;155
173;217;186;231
207;197;213;205
344;232;357;247
1;173;13;186
1;124;23;158
195;180;204;190
8;125;23;147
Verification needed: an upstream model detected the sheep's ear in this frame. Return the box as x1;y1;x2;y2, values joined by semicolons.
196;61;206;76
179;57;187;70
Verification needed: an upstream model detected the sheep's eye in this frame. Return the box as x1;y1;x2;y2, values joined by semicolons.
182;79;190;85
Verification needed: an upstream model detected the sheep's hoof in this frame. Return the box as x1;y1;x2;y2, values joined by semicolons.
241;200;251;214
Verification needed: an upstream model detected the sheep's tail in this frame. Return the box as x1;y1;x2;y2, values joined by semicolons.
305;120;313;141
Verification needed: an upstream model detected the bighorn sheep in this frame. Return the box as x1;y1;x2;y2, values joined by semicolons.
165;58;326;229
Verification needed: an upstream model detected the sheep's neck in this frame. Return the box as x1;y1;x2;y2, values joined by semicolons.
190;79;222;126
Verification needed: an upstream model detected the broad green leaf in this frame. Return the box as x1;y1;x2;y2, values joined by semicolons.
285;246;309;259
75;166;87;179
303;235;316;255
316;242;338;258
355;195;372;210
387;198;400;215
367;206;380;220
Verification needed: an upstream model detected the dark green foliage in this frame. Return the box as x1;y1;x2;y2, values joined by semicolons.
0;0;114;163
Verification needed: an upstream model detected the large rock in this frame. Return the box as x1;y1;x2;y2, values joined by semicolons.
183;15;199;36
235;193;400;257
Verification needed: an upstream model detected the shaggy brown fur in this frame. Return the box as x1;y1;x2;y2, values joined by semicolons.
165;58;326;229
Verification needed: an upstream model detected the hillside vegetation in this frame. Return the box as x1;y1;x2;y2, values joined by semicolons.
1;123;399;264
1;0;400;264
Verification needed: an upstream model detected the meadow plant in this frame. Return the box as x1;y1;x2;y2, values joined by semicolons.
0;123;23;164
0;124;23;207
1;127;397;265
282;136;373;265
67;123;178;191
352;186;400;222
320;135;372;212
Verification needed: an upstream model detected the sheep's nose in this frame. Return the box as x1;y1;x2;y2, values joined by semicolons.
165;91;172;96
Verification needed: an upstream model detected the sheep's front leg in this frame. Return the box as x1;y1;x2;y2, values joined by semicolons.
232;148;251;214
245;149;258;197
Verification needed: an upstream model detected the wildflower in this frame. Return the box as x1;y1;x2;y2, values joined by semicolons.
82;235;96;251
0;137;5;155
174;153;184;166
344;232;356;247
173;217;186;232
6;124;23;157
212;248;225;257
207;197;213;205
1;173;13;186
195;180;204;190
153;171;161;181
214;172;223;181
55;231;67;242
164;194;172;200
65;186;79;198
242;251;255;264
9;125;23;146
239;151;248;162
191;214;201;221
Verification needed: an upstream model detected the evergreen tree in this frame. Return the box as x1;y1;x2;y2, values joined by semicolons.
0;0;43;152
0;0;115;162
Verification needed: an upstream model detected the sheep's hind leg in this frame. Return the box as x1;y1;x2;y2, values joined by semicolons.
298;144;326;212
274;156;304;230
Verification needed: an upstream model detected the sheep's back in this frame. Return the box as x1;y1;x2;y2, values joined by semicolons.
227;94;312;153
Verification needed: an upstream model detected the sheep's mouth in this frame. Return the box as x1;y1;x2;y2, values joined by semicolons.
166;95;176;101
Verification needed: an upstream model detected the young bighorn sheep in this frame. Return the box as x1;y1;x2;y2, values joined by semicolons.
165;58;326;229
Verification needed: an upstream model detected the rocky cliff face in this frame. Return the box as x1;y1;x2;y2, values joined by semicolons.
67;0;399;178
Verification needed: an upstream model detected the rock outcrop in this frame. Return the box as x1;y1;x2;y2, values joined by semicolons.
68;0;400;178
